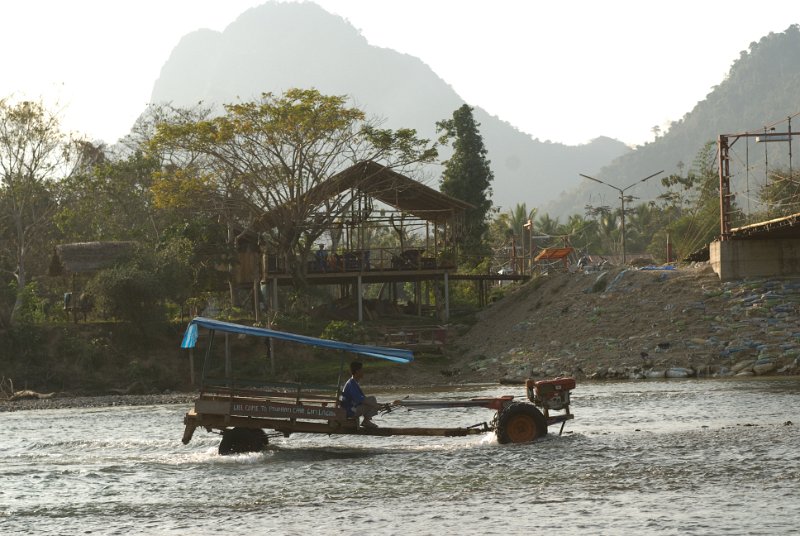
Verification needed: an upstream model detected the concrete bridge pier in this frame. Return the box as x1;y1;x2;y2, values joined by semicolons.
710;238;800;281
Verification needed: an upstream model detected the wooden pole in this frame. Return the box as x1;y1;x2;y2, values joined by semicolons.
416;281;422;316
253;279;259;322
189;348;195;387
444;272;450;322
224;333;231;385
357;275;363;322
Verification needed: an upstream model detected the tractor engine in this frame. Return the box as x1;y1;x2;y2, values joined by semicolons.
526;377;576;412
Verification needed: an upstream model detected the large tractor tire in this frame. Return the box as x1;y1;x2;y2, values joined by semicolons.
218;427;268;455
495;402;548;444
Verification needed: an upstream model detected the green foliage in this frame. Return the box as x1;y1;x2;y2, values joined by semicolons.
0;323;47;379
0;277;16;326
55;150;161;242
0;317;193;394
149;89;436;288
438;105;494;261
87;263;165;325
125;358;171;392
563;214;599;253
657;142;725;258
482;142;731;263
447;280;480;309
153;236;198;305
758;169;800;217
487;285;509;303
81;236;211;326
8;281;47;324
0;98;70;326
163;221;230;292
320;320;365;344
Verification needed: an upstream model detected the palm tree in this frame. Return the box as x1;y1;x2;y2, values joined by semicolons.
597;209;621;256
535;213;562;238
625;202;665;254
563;214;598;253
507;204;537;272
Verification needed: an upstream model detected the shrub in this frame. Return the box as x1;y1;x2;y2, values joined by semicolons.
86;264;165;325
320;320;365;344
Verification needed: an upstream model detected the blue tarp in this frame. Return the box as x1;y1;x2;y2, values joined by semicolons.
180;317;414;364
639;265;676;271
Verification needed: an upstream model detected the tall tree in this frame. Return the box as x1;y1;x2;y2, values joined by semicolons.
535;213;562;237
758;169;800;217
563;213;597;254
508;203;534;240
149;89;436;290
56;147;161;242
437;105;494;262
0;99;73;326
657;142;728;259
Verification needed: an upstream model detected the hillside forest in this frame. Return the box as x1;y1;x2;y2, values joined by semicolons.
550;24;800;218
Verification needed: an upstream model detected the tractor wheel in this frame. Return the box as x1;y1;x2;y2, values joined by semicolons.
495;402;548;444
218;427;268;455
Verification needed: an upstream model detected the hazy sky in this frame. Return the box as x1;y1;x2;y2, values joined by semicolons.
1;0;797;147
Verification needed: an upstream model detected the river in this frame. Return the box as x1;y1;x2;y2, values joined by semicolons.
2;377;799;535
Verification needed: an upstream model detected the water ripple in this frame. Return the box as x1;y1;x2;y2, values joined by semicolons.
2;379;799;535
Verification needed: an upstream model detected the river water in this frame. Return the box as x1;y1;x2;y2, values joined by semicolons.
3;378;799;535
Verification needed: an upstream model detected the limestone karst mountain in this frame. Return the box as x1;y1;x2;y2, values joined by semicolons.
148;1;630;213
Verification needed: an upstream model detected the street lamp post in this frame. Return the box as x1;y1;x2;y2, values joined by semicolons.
579;170;664;264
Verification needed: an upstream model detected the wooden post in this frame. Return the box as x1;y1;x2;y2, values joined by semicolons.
253;279;259;322
267;307;275;377
189;348;195;387
357;275;363;322
434;222;439;258
224;332;231;385
443;272;450;322
268;336;275;377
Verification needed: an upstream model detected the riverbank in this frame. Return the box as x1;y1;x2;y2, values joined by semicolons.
439;263;800;383
4;263;800;409
0;392;197;413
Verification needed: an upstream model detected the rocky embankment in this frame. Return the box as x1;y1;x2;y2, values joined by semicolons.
447;263;800;382
0;392;196;413
5;263;800;412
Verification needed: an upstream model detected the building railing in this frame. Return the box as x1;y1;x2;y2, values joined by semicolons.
260;247;574;276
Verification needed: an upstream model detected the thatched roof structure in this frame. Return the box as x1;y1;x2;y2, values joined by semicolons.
320;161;474;224
256;161;473;230
50;241;136;276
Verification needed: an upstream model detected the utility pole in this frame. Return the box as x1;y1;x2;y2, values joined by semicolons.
579;171;663;264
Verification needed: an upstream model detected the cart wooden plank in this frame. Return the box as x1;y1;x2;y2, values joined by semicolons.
195;398;346;421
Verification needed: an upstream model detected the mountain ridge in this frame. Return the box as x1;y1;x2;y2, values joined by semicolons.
545;24;800;218
148;1;631;212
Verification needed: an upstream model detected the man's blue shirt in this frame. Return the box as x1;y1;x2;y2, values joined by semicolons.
341;377;365;417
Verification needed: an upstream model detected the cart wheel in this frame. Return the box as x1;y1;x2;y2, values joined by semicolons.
218;427;268;455
495;402;548;444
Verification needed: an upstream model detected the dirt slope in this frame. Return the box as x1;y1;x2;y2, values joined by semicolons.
439;263;800;383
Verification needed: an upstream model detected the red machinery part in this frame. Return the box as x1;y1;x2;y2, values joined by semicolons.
526;377;576;409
